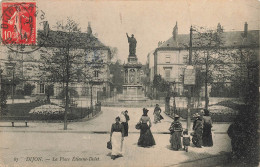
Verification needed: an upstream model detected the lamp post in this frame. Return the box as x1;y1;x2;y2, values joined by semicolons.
186;26;194;130
171;81;177;118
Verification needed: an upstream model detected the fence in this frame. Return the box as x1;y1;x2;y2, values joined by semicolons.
71;101;101;119
165;107;237;122
2;98;102;121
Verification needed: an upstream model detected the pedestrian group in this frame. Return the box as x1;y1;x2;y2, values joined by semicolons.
108;105;213;160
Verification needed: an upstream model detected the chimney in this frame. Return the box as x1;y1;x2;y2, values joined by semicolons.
172;22;178;41
87;22;92;35
244;22;248;38
158;41;162;47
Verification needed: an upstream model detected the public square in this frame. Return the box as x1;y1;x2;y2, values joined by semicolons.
0;0;259;166
0;107;232;167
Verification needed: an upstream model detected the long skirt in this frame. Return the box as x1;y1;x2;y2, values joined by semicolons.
170;132;182;150
154;112;160;122
111;132;123;156
122;122;128;137
138;123;156;147
192;129;203;147
202;123;213;147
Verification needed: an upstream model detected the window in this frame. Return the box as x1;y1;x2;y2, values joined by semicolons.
165;69;171;79
40;83;45;94
94;71;99;78
6;69;12;76
165;55;170;63
183;55;188;64
86;87;90;96
81;87;89;96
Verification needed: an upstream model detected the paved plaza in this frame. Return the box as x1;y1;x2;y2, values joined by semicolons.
0;107;232;167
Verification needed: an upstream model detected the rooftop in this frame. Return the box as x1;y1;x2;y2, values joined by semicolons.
37;30;109;50
157;30;259;51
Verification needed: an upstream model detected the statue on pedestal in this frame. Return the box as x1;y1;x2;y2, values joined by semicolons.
126;33;137;57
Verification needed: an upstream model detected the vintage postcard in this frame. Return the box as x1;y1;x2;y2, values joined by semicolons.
0;0;259;166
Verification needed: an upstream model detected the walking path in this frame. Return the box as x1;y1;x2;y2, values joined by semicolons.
0;107;230;133
0;107;232;167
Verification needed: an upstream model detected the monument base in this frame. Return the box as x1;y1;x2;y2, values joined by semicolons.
118;85;148;102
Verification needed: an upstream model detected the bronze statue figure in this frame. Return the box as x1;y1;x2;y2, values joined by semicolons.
126;33;137;56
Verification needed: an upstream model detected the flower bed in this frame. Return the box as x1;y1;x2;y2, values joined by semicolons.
208;105;238;122
29;104;65;115
3;102;94;120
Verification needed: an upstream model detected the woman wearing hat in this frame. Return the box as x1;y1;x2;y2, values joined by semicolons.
153;104;162;124
192;115;203;148
137;108;156;147
192;113;200;131
120;110;130;137
202;109;213;147
110;116;124;160
169;115;183;150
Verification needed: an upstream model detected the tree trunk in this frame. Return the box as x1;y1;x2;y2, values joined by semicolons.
64;48;69;130
90;84;93;109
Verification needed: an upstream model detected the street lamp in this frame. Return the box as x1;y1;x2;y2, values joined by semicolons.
170;81;177;118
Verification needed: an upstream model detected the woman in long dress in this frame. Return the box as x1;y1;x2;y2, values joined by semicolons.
119;111;127;137
124;110;130;137
138;108;156;147
153;104;162;123
110;117;124;160
202;109;213;147
169;115;183;150
192;116;203;148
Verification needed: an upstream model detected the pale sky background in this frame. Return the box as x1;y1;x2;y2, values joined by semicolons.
35;0;259;63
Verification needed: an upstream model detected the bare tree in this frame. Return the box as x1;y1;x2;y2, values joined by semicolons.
39;18;83;130
192;26;231;109
39;18;109;129
228;47;259;104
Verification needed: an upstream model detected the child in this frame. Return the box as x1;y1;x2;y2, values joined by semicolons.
182;129;191;152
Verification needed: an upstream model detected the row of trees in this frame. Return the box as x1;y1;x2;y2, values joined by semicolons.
37;18;111;130
191;25;259;108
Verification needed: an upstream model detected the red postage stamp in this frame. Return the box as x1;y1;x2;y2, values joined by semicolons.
1;2;36;45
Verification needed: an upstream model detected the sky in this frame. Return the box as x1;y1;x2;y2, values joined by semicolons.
34;0;260;63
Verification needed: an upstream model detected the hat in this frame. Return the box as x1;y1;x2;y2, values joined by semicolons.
203;109;210;116
125;110;128;113
174;114;180;118
193;113;200;118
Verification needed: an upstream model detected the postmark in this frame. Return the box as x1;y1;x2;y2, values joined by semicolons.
1;2;48;53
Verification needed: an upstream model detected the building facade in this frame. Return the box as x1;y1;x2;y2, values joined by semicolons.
148;22;259;98
0;22;112;100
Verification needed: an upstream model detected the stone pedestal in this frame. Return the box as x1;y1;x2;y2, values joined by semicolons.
118;55;147;102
